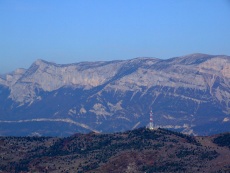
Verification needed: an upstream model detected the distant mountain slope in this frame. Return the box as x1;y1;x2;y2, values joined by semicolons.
0;53;230;136
0;128;230;172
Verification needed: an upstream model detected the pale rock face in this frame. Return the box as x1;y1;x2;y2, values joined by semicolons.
107;60;208;92
1;54;230;136
23;60;119;90
68;108;76;116
2;54;230;107
198;57;230;75
80;107;87;114
0;68;26;87
90;103;110;116
7;59;125;103
102;54;230;114
107;101;123;112
223;117;229;122
0;77;6;86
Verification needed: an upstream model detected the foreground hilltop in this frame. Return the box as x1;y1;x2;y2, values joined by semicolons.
0;53;230;136
0;128;230;172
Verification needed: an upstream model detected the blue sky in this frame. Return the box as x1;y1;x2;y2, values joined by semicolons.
1;0;230;73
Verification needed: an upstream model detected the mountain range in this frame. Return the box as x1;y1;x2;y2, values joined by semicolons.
0;53;230;136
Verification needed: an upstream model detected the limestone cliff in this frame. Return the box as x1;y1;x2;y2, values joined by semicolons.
0;53;229;136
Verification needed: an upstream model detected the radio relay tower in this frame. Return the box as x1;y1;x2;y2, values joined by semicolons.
147;110;154;130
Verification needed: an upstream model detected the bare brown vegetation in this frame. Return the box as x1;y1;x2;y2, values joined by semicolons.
0;128;229;173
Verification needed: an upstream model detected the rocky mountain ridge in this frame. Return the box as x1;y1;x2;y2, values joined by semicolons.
0;53;230;136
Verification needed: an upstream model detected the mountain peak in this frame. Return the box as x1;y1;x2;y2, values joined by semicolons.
166;53;218;65
182;53;211;57
34;59;54;66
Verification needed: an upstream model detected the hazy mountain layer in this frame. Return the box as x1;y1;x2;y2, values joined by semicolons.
0;53;230;136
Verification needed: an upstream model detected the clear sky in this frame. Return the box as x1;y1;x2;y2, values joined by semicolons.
1;0;230;73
